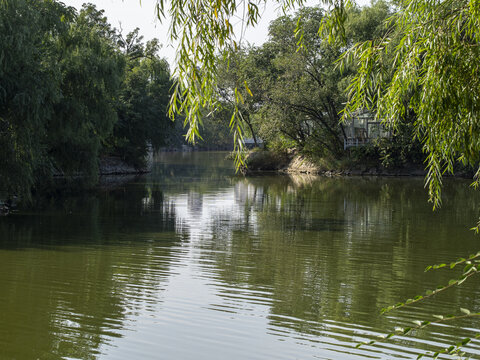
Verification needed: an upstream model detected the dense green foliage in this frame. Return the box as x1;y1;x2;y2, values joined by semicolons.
49;4;124;185
112;30;172;168
0;0;172;197
0;0;68;196
157;0;351;167
342;0;480;206
213;3;400;160
156;0;479;178
256;7;349;156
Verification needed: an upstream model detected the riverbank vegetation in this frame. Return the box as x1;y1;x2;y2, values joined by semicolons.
0;1;173;199
0;0;458;201
2;0;476;197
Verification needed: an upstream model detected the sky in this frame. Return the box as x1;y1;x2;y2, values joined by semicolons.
62;0;370;68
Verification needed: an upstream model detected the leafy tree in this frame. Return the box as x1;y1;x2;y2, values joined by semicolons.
342;0;480;206
0;0;73;196
257;8;349;156
113;30;172;168
0;1;173;198
156;0;354;166
151;0;473;183
214;4;390;157
47;3;124;184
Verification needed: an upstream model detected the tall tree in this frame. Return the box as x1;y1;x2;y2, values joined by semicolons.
47;3;124;184
214;4;390;156
157;0;354;164
259;7;348;155
113;30;172;168
0;0;74;196
0;1;173;197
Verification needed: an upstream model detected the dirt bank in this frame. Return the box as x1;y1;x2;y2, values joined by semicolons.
284;154;427;177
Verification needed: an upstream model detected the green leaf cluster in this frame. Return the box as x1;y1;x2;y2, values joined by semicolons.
109;30;172;168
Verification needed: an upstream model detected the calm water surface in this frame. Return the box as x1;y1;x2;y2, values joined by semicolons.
1;152;480;359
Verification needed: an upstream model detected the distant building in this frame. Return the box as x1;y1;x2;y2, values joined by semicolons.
244;137;264;149
343;110;390;149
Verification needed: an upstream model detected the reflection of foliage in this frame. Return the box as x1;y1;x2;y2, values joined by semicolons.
149;152;236;195
2;152;480;358
0;179;178;359
204;175;480;357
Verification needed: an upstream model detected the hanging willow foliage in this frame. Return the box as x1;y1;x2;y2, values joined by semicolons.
341;0;480;207
155;0;480;203
153;0;351;168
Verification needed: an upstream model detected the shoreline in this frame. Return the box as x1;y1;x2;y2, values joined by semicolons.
98;154;152;176
282;154;427;177
243;151;473;179
1;156;152;216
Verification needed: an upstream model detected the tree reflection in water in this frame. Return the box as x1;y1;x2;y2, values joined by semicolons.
0;153;479;359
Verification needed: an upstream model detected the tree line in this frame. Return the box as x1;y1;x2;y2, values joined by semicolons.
0;0;173;198
0;0;437;201
1;0;475;198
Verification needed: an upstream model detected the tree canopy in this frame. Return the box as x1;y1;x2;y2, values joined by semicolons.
0;0;173;197
341;0;480;206
212;4;391;158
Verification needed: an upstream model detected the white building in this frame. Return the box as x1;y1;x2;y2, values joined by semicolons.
343;110;390;149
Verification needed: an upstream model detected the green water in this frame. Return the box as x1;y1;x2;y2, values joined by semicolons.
1;152;479;359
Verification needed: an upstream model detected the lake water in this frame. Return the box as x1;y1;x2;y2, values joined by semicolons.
1;152;480;359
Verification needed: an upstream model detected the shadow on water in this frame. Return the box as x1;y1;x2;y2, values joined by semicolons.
0;152;237;359
0;179;177;249
0;178;183;359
